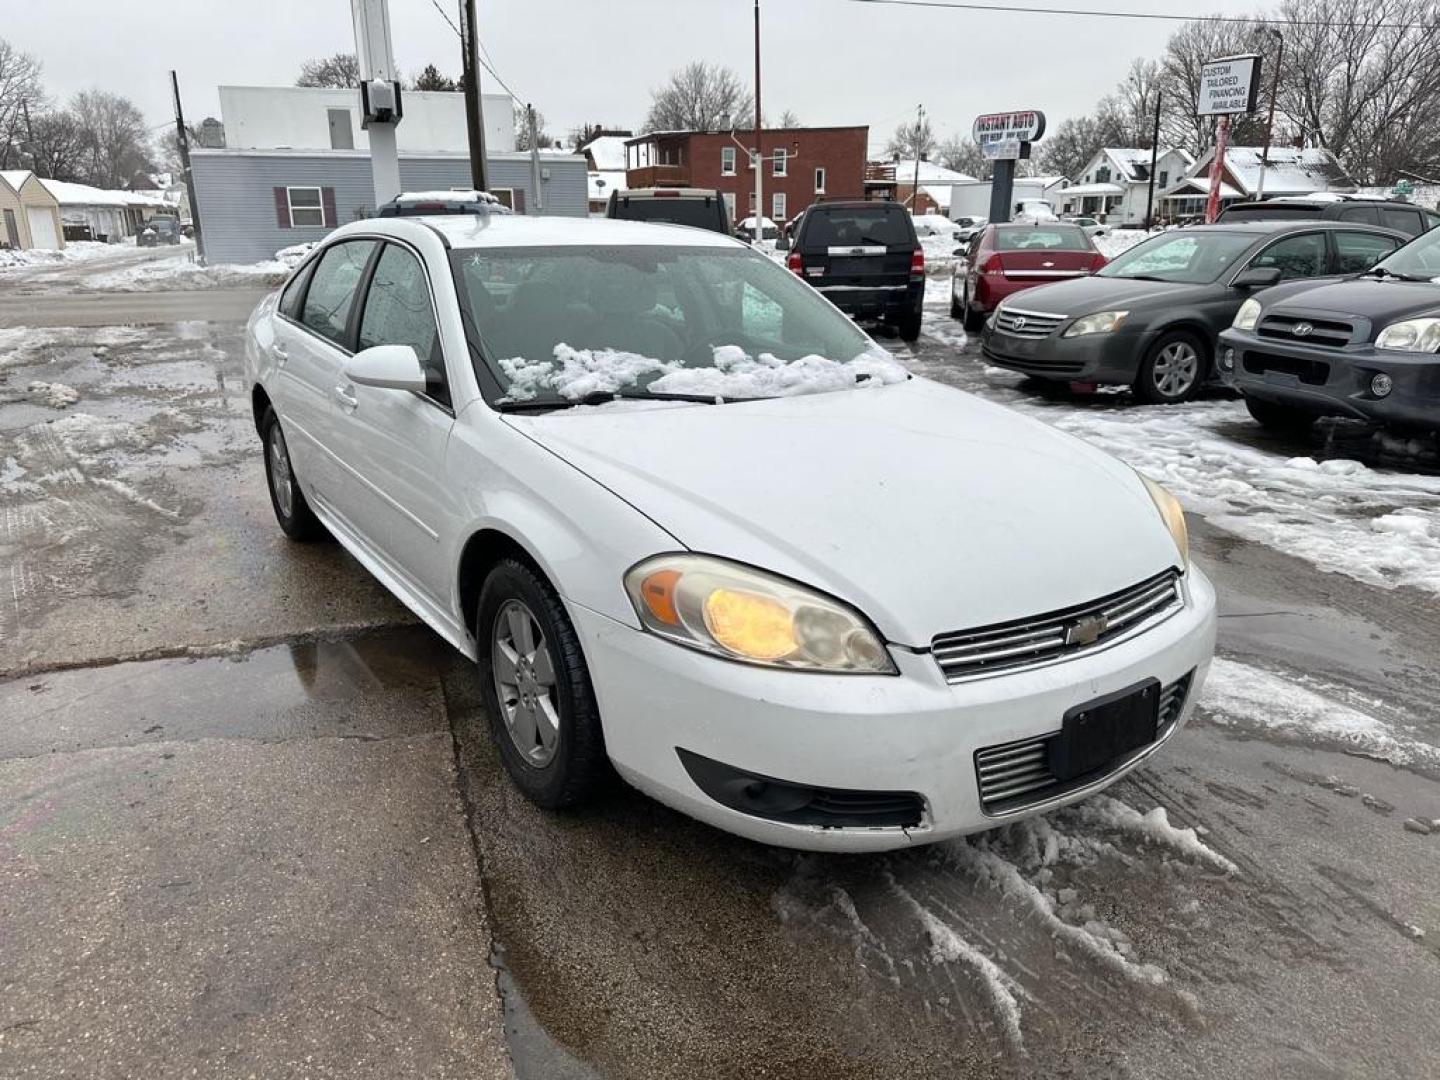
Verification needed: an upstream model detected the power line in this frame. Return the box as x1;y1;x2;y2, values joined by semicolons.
839;0;1437;32
426;0;525;104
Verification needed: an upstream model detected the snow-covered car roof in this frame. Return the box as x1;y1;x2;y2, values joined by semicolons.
422;214;748;250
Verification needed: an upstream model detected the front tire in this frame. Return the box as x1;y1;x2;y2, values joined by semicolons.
1245;395;1315;433
260;407;326;541
476;559;609;809
961;287;984;332
1134;330;1206;404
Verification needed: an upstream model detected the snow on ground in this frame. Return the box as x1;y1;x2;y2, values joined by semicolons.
26;381;79;409
79;253;289;292
1201;657;1440;768
0;326;148;370
0;238;139;272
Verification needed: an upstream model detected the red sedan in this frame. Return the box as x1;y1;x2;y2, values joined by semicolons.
951;222;1107;331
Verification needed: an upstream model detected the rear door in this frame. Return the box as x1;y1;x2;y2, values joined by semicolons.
1329;229;1402;275
796;204;915;291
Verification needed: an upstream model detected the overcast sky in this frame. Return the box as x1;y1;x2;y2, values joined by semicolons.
18;0;1259;153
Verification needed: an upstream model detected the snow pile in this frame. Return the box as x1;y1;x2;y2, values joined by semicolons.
500;343;908;402
0;240;131;272
275;242;318;268
1064;796;1237;874
26;381;80;409
1201;657;1440;768
82;255;289;292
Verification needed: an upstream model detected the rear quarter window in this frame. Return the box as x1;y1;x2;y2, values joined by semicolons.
1380;207;1424;235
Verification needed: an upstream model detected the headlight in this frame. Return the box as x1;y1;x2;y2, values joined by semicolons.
1233;298;1262;331
1063;310;1128;337
623;554;895;673
1137;473;1189;569
1376;318;1440;352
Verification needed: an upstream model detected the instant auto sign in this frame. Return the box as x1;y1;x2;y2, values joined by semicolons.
972;110;1046;151
1197;54;1262;116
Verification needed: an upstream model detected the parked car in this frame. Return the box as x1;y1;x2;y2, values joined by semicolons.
951;222;1107;332
1219;224;1440;433
138;216;182;246
980;221;1407;403
911;212;957;238
379;190;511;217
1014;200;1059;223
786;200;925;340
244;212;1214;852
952;216;987;243
1063;215;1109;238
735;215;779;242
605;187;731;235
1217;196;1440;237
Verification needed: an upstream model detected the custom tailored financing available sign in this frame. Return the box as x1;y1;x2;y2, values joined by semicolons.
1198;54;1263;115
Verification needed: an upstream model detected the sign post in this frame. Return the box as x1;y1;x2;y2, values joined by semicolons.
1196;53;1261;224
971;110;1046;224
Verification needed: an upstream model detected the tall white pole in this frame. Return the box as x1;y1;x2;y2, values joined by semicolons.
754;0;763;236
352;0;402;206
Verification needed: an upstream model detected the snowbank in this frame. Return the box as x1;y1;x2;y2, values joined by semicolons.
81;255;290;292
0;239;136;272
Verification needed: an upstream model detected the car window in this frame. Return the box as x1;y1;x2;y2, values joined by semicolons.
279;259;317;320
1425;211;1440;233
1332;231;1400;275
1381;207;1423;235
610;195;726;232
801;205;914;248
1098;231;1256;284
1249;233;1327;280
1338;205;1380;226
992;226;1090;252
358;243;448;407
301;240;377;347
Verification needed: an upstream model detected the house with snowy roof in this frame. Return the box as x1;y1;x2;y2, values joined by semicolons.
864;158;978;215
1057;147;1195;225
578;131;632;214
1160;146;1357;220
0;170;65;250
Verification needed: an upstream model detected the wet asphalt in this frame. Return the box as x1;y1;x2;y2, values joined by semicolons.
1;271;1438;1079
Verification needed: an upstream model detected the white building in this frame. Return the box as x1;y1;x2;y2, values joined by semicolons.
1161;146;1357;220
217;85;515;154
1058;147;1195;224
579;133;631;214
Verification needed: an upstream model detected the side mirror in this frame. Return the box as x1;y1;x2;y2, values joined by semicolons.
1232;266;1283;289
345;344;428;393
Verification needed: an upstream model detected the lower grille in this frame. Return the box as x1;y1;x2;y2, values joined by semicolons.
932;569;1183;683
983;348;1086;375
975;672;1193;815
995;307;1064;338
1243;352;1331;385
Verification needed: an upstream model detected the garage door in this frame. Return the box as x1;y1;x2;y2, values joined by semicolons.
26;206;60;249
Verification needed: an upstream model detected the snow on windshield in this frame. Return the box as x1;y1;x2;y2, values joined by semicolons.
498;343;908;403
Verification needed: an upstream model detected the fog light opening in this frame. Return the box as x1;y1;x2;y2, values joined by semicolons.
1371;372;1394;398
1220;348;1236;372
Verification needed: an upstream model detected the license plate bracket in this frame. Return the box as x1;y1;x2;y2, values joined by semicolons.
1047;679;1161;782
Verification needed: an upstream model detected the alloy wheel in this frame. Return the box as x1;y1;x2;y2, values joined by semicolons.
268;425;294;519
492;599;561;767
1150;341;1200;399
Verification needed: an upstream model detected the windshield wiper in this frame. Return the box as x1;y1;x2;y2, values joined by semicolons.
1361;266;1429;282
495;388;731;412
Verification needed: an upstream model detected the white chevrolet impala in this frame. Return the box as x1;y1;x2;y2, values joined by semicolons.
244;210;1216;852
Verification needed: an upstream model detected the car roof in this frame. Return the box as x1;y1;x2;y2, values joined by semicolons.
806;200;898;211
1168;220;1397;235
404;213;747;251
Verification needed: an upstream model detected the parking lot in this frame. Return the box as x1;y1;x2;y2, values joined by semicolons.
2;252;1439;1079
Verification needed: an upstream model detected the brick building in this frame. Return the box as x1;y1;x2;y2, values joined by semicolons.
623;126;868;226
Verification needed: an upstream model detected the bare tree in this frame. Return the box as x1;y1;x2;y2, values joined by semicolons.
412;64;457;91
885;116;935;160
936;134;986;178
514;104;552;150
778;109;801;128
644;62;753;132
26;109;83;179
0;39;43;169
70;90;152;189
296;52;361;89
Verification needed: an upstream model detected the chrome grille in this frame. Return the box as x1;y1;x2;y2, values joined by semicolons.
932;569;1183;683
975;672;1193;815
1257;313;1354;348
994;307;1064;338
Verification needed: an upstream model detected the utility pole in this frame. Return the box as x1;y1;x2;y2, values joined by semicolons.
1144;91;1162;229
460;0;489;190
527;104;543;214
753;0;763;235
911;104;924;210
170;71;205;263
1255;29;1284;200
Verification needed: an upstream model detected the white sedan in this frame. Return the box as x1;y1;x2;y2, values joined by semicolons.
244;211;1216;852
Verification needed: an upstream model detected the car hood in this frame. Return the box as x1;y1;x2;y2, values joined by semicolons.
1255;277;1440;329
505;378;1182;646
1004;274;1206;315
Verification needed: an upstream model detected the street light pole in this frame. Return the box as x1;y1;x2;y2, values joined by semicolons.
753;0;763;235
911;104;924;210
1256;28;1284;201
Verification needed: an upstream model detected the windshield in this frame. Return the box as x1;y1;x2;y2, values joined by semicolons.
450;245;904;407
611;197;725;232
801;205;914;248
993;225;1091;252
1369;227;1440;280
1097;230;1258;284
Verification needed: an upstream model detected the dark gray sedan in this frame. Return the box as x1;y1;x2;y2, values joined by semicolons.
980;222;1406;403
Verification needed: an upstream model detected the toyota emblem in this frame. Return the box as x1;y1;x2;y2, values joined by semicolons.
1292;321;1314;337
1012;316;1027;330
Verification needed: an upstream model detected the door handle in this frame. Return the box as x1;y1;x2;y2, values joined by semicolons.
271;343;288;365
333;383;358;411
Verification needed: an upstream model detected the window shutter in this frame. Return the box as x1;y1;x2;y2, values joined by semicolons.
274;187;290;228
321;187;338;227
513;189;527;215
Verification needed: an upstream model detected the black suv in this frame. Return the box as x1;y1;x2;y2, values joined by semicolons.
784;201;925;341
606;188;730;235
1218;197;1440;237
1218;225;1440;433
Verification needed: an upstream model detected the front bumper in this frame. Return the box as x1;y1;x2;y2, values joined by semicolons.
1218;329;1440;428
572;567;1217;852
981;323;1145;383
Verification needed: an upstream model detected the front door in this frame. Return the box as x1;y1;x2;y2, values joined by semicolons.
3;209;18;248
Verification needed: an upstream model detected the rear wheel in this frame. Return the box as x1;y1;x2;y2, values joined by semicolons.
961;286;984;333
1245;395;1315;433
260;407;325;541
1134;331;1206;404
949;283;963;320
897;302;923;342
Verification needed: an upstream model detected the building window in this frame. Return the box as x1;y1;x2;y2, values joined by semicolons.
772;192;786;222
721;146;737;176
722;192;737;223
286;187;325;228
1159;170;1169;188
1096;166;1110;183
773;148;787;177
814;167;826;194
327;108;354;150
748;191;757;213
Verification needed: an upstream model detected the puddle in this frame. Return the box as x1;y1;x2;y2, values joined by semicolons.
491;942;599;1080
